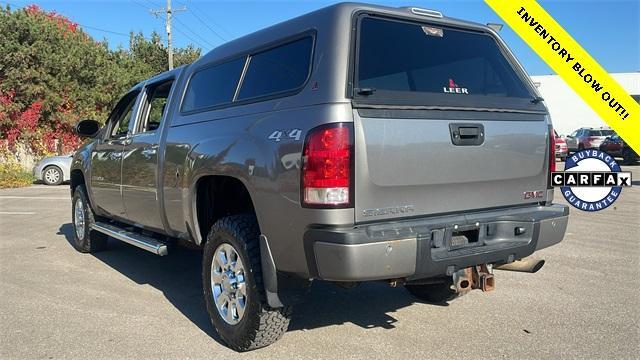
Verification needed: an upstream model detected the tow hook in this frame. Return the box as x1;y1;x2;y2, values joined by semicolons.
452;264;495;293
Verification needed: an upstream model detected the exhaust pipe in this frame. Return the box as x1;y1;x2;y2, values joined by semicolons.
495;258;545;273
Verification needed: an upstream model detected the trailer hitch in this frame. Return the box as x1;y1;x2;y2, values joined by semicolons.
451;264;495;293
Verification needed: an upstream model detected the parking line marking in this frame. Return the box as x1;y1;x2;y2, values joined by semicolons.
0;211;37;215
0;196;68;200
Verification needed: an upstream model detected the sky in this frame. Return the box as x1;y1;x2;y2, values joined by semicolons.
2;0;639;76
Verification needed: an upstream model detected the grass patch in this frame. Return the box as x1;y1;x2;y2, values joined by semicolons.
0;161;35;188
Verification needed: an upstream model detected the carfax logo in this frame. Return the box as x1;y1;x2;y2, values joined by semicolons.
551;149;632;211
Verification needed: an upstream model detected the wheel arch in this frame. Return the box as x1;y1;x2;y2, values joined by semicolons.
192;174;257;247
70;169;85;195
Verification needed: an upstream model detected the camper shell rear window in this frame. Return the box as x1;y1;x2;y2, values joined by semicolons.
353;16;542;111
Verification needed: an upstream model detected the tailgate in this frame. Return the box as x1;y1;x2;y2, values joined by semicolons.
354;110;550;223
351;14;551;223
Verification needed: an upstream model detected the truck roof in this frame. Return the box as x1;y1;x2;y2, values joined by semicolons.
195;2;492;67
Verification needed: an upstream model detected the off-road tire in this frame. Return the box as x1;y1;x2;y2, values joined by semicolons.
202;214;292;351
71;185;108;253
405;281;460;304
43;165;63;185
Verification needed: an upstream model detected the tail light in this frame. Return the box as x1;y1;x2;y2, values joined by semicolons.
301;123;353;207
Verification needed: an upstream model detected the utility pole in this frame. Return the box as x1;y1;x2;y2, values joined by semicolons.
151;0;186;70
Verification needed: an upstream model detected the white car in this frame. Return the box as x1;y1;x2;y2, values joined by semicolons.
33;154;72;185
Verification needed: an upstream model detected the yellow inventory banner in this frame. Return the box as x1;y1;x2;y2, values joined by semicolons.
485;0;640;152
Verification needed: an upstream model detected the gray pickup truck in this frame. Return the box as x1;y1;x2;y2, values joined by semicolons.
70;3;569;351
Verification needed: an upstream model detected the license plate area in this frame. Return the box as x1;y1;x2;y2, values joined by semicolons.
449;228;479;250
429;221;534;260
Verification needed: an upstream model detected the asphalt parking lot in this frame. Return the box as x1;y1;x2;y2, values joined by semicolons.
1;165;639;359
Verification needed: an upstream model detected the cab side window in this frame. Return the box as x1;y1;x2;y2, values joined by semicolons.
108;91;139;139
139;80;174;133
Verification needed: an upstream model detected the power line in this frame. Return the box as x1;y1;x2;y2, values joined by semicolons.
173;16;216;48
173;0;226;43
78;24;130;37
144;0;213;57
172;26;208;51
149;0;188;70
1;0;132;38
130;0;150;11
181;0;234;40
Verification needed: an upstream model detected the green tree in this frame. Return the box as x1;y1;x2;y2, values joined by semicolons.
0;4;201;155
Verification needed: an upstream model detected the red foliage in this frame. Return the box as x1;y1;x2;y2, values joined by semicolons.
17;101;42;132
1;89;79;155
0;6;86;156
24;4;78;35
0;90;15;106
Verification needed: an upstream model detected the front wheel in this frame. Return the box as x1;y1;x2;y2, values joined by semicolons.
71;185;108;253
202;215;291;351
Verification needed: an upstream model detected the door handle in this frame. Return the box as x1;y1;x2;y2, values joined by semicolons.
106;137;131;146
449;123;485;146
457;127;480;138
141;148;157;157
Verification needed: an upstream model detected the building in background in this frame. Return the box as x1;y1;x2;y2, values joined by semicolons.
531;72;640;136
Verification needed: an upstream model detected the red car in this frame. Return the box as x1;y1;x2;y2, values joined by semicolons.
599;134;639;164
554;131;568;161
565;127;615;151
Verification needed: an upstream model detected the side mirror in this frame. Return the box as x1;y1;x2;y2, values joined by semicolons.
75;119;101;138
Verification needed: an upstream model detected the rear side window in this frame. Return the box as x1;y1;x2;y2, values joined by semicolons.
588;130;614;136
357;17;532;100
182;57;245;112
236;37;313;101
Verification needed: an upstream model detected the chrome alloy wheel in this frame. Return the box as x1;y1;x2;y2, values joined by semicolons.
211;243;247;325
44;167;60;184
74;197;85;240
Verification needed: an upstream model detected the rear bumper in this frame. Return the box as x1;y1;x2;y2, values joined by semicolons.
305;204;569;281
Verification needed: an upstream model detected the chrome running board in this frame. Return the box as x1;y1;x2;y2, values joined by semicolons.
91;222;168;256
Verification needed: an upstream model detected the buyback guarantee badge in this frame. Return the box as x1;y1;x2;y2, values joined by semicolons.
552;150;632;211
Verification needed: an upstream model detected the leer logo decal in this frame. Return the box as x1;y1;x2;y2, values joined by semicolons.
443;78;469;94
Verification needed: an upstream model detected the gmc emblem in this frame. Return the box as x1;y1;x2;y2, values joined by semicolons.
523;190;545;200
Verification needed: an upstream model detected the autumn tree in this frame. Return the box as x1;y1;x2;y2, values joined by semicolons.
0;4;201;156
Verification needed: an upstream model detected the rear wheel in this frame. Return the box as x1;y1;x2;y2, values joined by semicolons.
202;215;291;351
71;185;108;253
405;280;460;304
43;165;63;185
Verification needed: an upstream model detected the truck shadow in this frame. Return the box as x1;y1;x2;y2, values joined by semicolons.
58;223;443;343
